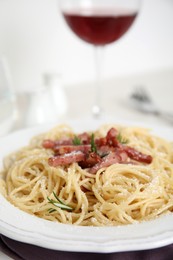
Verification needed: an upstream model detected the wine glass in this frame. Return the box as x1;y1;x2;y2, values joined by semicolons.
58;0;141;118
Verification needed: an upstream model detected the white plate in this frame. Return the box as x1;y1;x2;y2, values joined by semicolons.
0;120;173;253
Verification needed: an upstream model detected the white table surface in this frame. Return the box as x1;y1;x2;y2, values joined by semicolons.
0;68;173;259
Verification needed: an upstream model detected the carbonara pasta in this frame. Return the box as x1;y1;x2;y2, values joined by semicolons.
0;124;173;226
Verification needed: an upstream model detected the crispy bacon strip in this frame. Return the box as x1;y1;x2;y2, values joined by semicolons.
44;127;153;171
95;127;119;148
48;151;85;167
124;146;152;164
79;152;102;168
77;132;91;144
42;139;55;149
54;145;91;155
90;150;128;174
42;139;73;149
106;127;119;147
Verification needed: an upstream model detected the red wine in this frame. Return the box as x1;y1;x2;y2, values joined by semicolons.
63;9;138;45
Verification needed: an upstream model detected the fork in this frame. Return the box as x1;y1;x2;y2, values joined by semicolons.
129;87;173;125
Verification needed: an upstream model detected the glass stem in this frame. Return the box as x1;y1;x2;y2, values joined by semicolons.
92;45;104;118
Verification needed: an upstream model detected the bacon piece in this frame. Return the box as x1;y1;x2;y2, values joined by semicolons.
97;145;115;157
124;146;152;164
42;139;55;149
77;132;91;144
43;138;73;149
54;145;91;155
95;128;119;148
48;151;85;167
54;139;73;146
89;150;128;174
119;150;129;162
79;152;101;168
45;127;153;172
95;137;107;147
106;127;119;147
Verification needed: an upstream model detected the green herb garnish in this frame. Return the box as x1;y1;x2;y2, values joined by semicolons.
91;133;97;153
48;208;57;213
117;132;128;144
47;191;73;212
72;135;81;145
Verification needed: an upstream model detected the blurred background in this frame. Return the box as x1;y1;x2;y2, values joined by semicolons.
0;0;173;132
0;0;173;91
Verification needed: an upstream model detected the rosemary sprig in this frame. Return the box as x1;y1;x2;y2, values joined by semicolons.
72;135;81;145
91;133;97;153
48;208;57;213
47;191;73;212
117;132;128;144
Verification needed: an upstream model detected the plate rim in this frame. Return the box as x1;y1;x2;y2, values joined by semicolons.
0;121;173;253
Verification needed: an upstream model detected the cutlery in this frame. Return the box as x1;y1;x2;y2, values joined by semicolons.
129;87;173;124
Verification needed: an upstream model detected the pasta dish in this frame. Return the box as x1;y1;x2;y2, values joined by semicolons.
0;124;173;226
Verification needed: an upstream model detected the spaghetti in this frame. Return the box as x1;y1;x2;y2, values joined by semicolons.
0;124;173;226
